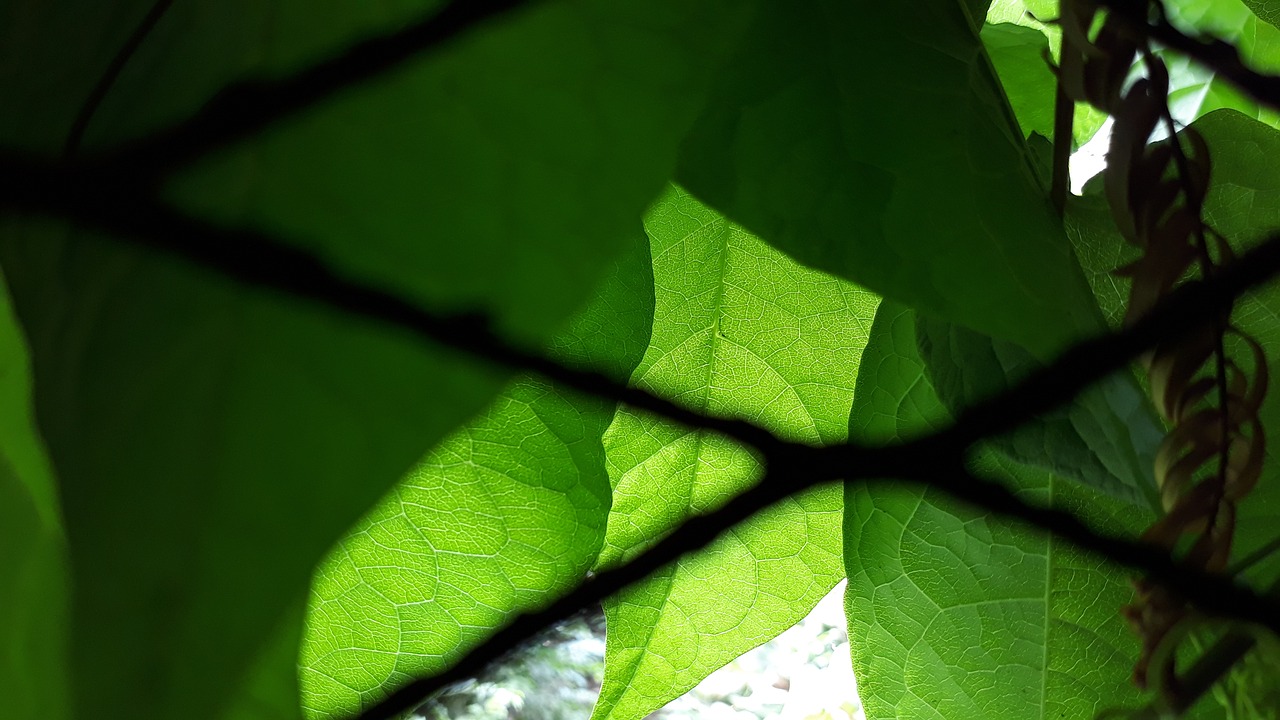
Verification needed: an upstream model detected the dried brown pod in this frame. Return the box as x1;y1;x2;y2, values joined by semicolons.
1056;0;1268;695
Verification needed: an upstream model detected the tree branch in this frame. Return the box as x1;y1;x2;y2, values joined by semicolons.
85;0;537;182
5;151;1280;719
0;149;785;457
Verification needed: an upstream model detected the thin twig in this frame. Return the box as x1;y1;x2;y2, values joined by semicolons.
87;0;535;182
63;0;175;159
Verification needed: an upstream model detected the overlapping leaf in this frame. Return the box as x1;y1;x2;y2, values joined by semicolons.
1242;0;1280;28
915;315;1163;506
0;2;754;718
1067;109;1280;586
676;1;1106;359
300;238;654;719
0;269;67;720
1156;0;1280;130
980;21;1109;147
590;186;879;720
844;300;1170;720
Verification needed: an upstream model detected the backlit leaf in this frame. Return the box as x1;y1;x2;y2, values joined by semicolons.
590;186;879;720
298;235;654;719
844;300;1162;720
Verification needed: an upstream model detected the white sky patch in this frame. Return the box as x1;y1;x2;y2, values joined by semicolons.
657;580;862;720
1069;116;1114;195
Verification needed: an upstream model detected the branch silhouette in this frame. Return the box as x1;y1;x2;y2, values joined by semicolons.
4;0;1280;715
4;148;1280;719
86;0;537;182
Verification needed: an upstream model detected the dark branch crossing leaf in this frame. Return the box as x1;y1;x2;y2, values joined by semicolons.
591;186;878;720
844;300;1161;719
1;1;1280;719
0;2;755;719
915;314;1164;507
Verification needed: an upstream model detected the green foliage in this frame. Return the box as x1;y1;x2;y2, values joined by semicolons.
0;3;751;719
1067;109;1280;588
675;1;1104;358
2;1;1280;720
915;315;1164;506
0;273;67;720
590;186;875;720
845;300;1154;719
300;238;654;718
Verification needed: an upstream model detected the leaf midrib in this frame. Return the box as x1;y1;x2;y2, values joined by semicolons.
1039;475;1055;720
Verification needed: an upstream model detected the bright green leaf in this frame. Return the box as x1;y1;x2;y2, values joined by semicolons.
1168;0;1280;72
590;185;879;720
914;315;1163;507
299;234;655;719
676;1;1106;359
0;269;68;720
844;300;1162;720
1161;0;1280;130
0;2;752;718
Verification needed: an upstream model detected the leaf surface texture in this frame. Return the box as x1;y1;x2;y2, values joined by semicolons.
0;2;750;718
844;300;1154;719
676;1;1104;358
591;186;878;720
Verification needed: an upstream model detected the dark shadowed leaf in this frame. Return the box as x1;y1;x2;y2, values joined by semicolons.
915;314;1163;507
676;1;1106;359
0;2;752;718
844;300;1162;720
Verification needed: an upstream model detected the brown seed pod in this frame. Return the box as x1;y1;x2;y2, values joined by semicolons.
1057;0;1268;695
